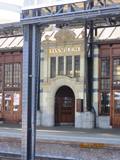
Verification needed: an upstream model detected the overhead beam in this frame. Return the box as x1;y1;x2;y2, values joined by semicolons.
21;5;120;26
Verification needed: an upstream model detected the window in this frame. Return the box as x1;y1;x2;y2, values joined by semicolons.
0;65;3;90
58;56;64;75
74;55;80;77
4;93;11;112
4;63;21;88
100;92;110;115
5;64;13;88
50;57;56;78
66;56;72;77
101;58;110;77
0;93;2;111
114;91;120;113
13;63;21;88
113;58;120;88
63;97;72;108
99;57;110;115
50;55;80;78
13;93;20;112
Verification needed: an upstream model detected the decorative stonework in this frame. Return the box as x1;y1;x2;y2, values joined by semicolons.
54;28;76;43
41;27;86;128
42;27;85;45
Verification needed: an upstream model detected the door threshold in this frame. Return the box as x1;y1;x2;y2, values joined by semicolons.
58;123;74;126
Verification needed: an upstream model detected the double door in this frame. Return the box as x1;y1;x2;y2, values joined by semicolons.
111;57;120;127
112;91;120;127
55;97;75;125
1;91;21;123
99;45;120;128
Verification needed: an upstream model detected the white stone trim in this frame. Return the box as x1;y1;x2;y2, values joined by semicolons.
41;76;84;127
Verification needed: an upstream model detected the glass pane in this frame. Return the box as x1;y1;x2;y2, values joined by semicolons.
50;57;56;78
0;93;2;111
99;57;110;115
58;56;64;75
74;55;80;77
101;78;110;90
100;92;110;115
0;64;3;90
114;91;120;113
13;93;20;112
4;64;13;87
66;56;72;77
4;93;12;112
13;63;21;88
63;97;72;108
101;58;110;77
113;58;120;87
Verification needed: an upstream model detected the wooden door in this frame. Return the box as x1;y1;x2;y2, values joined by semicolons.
3;91;21;123
112;91;120;128
111;56;120;127
0;93;3;120
55;96;75;125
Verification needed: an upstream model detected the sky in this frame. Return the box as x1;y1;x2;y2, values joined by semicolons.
0;0;24;24
0;0;85;24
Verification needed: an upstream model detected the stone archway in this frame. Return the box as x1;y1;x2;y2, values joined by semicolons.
55;85;75;126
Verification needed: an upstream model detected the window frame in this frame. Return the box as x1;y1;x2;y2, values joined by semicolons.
4;63;22;89
58;56;64;76
50;57;56;78
99;53;110;116
74;55;80;77
66;56;72;77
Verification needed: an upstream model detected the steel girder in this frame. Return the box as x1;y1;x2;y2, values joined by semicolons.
21;1;120;27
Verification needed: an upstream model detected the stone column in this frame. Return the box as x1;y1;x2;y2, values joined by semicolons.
93;45;99;116
41;91;54;126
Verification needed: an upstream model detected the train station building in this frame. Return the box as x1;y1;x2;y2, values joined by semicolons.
0;23;120;128
1;1;120;160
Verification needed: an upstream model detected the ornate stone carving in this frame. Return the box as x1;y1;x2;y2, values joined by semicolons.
54;28;76;43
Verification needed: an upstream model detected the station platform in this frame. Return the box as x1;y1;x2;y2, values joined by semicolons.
0;124;120;160
0;124;120;145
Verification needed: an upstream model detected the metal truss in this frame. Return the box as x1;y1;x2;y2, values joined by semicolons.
84;1;94;111
21;0;120;27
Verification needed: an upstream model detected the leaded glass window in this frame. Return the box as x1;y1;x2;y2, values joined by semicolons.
74;55;80;77
113;58;120;87
13;63;21;88
58;56;64;75
5;64;13;88
4;63;21;88
50;57;56;78
0;65;3;90
99;57;110;115
66;56;72;77
100;92;110;115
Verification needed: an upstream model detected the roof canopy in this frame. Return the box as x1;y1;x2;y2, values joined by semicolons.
23;0;86;10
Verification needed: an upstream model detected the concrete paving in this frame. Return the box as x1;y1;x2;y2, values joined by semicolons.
37;126;120;145
0;124;120;145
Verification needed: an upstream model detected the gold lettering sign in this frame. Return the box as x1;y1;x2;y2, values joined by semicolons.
80;143;107;149
48;46;81;56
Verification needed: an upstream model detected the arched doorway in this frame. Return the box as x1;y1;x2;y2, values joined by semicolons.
55;86;75;126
